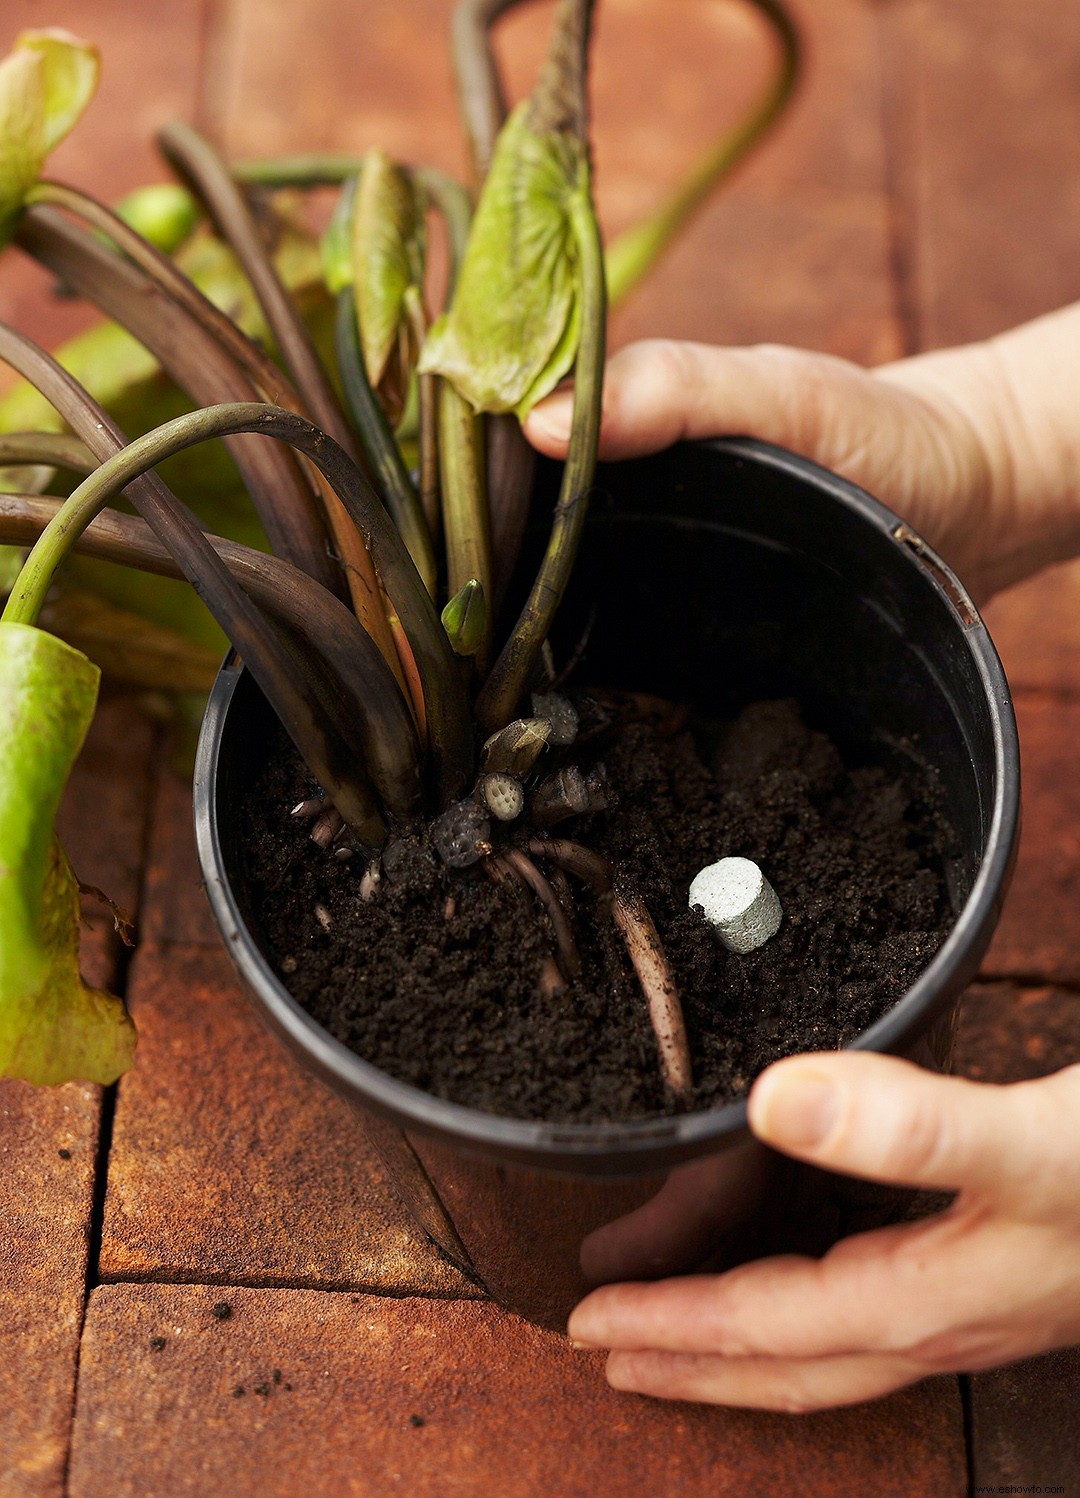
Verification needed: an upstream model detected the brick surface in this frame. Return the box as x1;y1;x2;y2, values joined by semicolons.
955;982;1080;1085
981;561;1080;699
0;1080;98;1498
889;0;1080;350
67;1283;965;1498
0;0;210;376
217;0;900;363
953;984;1080;1492
138;766;218;948
0;693;156;1497
983;693;1080;984
99;943;472;1297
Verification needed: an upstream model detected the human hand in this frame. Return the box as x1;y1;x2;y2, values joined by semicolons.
524;328;1080;601
568;1051;1080;1411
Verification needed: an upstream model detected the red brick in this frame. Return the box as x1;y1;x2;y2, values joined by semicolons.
981;561;1080;699
138;766;219;948
955;982;1080;1085
68;1283;965;1498
99;943;472;1297
888;0;1080;347
953;985;1080;1492
216;0;899;363
0;1081;98;1498
983;693;1080;984
0;0;210;377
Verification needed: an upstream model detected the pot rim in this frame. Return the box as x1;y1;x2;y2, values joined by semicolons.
193;437;1020;1164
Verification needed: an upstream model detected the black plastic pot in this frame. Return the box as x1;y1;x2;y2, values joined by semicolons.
194;438;1019;1332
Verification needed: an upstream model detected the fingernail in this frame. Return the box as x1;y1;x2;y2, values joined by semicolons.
753;1071;839;1150
570;1339;598;1350
526;391;573;440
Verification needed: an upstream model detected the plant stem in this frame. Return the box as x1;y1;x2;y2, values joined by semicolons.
452;0;534;182
0;325;388;843
475;184;605;734
156;122;355;457
604;0;799;308
438;378;492;664
0;431;95;473
402;287;442;552
15;204;404;677
0;494;421;821
1;391;471;805
335;287;437;596
233;154;366;188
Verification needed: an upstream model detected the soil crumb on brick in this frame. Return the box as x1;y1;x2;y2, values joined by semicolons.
236;696;954;1124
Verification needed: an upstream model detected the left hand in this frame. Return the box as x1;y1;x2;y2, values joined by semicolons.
568;1051;1080;1411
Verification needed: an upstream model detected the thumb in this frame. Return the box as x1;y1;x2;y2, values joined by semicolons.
523;338;877;464
747;1050;1044;1200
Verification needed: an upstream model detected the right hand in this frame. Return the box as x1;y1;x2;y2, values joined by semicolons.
523;333;1079;602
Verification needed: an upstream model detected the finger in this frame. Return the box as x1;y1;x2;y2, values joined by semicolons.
604;1347;921;1413
523;339;874;463
747;1050;1055;1199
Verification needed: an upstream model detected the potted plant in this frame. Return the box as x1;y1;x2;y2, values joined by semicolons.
0;4;1017;1331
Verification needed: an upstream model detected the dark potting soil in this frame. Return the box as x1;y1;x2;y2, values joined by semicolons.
235;695;955;1124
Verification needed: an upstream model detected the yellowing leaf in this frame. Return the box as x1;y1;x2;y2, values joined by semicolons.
0;31;99;240
0;623;135;1085
419;104;588;419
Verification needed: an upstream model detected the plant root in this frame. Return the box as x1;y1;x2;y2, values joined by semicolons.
528;837;693;1101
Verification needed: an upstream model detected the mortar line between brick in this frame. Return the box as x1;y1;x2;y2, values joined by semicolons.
875;0;923;357
976;970;1080;994
96;1272;486;1301
960;1373;976;1497
62;717;166;1496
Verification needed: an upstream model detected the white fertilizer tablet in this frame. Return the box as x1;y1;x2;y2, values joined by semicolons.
688;857;783;954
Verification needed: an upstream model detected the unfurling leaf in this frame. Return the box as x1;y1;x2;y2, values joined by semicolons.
418;103;588;419
0;30;99;240
441;577;487;658
0;623;136;1085
352;150;427;420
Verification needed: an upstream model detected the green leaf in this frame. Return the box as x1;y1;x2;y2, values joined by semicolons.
0;31;99;239
419;104;587;419
0;623;136;1085
352;150;426;413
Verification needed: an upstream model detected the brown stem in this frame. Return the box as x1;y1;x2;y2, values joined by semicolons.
156;122;355;456
2;492;424;823
15;204;403;678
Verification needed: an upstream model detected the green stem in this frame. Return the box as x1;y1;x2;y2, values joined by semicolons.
0;431;95;473
438;378;492;666
234;153;367;187
408;167;473;294
604;0;799;308
475;184;605;734
334;287;437;597
403;287;442;550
